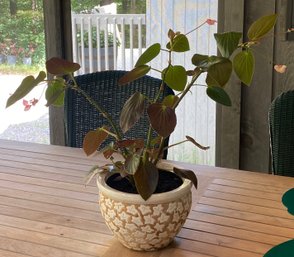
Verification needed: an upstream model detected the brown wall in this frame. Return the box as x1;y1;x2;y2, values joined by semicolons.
217;0;294;173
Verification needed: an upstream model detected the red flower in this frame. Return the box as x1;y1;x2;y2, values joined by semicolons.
22;98;39;111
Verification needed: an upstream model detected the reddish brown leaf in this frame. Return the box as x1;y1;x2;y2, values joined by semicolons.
186;136;210;150
134;160;159;200
117;139;144;149
125;150;142;175
118;65;151;85
120;92;145;133
103;148;115;159
147;103;177;138
83;128;109;156
46;57;80;75
168;29;176;40
173;167;198;189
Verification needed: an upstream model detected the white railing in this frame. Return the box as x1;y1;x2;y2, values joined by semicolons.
71;13;146;75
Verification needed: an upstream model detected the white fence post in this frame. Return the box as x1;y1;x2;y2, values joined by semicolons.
71;13;146;75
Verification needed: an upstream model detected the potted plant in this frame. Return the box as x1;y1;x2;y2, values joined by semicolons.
77;28;120;72
6;14;278;251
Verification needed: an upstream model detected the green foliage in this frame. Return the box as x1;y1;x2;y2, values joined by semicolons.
135;43;161;67
6;71;46;108
45;79;65;107
247;14;278;41
118;65;151;85
5;13;278;201
71;0;103;13
0;6;45;65
206;86;232;106
214;32;242;58
77;28;120;48
162;65;187;91
166;33;190;52
206;58;232;87
233;49;255;85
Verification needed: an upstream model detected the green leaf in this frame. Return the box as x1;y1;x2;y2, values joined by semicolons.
214;32;242;57
166;34;190;52
247;14;277;41
192;55;227;71
147;103;177;138
206;86;232;106
282;188;294;215
163;65;187;91
120;92;145;133
6;71;46;108
135;43;161;67
206;58;232;87
118;65;151;85
173;167;198;189
134;160;159;200
264;239;294;257
191;54;209;68
83;128;109;156
46;57;80;75
233;49;255;85
162;95;179;108
45;79;65;107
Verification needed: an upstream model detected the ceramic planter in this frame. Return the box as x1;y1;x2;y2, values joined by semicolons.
97;171;192;251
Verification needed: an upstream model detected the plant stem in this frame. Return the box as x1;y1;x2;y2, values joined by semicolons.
153;69;203;166
144;51;172;163
173;68;202;109
185;21;207;36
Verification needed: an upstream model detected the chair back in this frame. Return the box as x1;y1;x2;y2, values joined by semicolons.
64;70;174;158
269;90;294;177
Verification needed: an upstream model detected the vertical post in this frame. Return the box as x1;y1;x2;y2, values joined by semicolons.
239;0;276;173
43;0;73;146
215;0;244;169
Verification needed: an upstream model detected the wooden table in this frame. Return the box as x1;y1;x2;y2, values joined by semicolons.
0;139;293;257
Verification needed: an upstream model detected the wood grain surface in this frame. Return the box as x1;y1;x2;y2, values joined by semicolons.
0;139;293;257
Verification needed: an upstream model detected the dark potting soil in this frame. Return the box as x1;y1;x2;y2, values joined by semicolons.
106;170;183;194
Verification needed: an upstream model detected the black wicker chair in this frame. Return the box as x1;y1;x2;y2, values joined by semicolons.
64;70;174;158
269;90;294;177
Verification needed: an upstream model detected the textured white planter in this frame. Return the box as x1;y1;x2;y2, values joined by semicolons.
97;171;192;251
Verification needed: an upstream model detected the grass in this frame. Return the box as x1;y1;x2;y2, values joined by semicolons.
0;64;45;75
